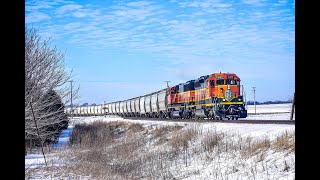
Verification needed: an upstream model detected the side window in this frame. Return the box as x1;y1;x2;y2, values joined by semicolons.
171;88;176;94
236;80;240;86
210;80;215;87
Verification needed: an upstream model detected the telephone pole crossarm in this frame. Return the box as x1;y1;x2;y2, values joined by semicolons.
164;81;171;88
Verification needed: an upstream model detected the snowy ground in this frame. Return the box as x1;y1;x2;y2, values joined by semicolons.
244;103;295;120
246;103;293;114
242;112;294;120
68;115;294;139
25;103;295;179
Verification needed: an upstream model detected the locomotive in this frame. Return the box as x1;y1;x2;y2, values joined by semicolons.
65;72;247;120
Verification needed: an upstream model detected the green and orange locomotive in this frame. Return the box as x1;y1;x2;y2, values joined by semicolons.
65;72;247;120
167;72;247;120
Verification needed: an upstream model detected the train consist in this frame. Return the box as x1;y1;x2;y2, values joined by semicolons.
65;72;247;120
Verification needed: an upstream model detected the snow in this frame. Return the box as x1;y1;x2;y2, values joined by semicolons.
246;103;293;114
25;154;50;169
68;116;294;142
52;126;73;148
242;112;295;120
243;103;295;120
26;103;295;179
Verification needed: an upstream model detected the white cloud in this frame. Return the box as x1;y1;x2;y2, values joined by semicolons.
26;0;59;11
55;4;83;15
25;12;51;23
126;1;153;7
72;11;87;18
63;22;82;31
242;0;266;6
178;0;232;8
26;0;294;72
279;0;288;4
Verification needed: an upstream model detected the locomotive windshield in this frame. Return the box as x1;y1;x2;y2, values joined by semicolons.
217;80;224;85
216;79;240;86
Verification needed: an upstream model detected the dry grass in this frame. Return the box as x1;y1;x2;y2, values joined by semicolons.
201;131;224;152
69;121;117;148
128;123;145;132
168;125;200;150
273;130;295;153
153;125;183;144
27;121;295;179
241;136;271;158
154;125;183;138
56;121;154;179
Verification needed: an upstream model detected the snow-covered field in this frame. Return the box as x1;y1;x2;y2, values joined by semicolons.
68;115;294;139
243;103;295;120
25;104;295;179
246;103;293;114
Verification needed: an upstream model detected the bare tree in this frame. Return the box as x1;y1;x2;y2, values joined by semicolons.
25;27;79;154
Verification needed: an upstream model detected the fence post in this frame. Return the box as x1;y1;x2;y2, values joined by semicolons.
290;92;295;120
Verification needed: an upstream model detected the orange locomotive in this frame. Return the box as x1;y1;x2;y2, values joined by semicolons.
65;72;247;120
167;72;247;120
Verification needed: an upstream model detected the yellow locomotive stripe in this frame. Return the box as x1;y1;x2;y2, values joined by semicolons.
168;106;184;108
220;102;243;105
168;102;243;109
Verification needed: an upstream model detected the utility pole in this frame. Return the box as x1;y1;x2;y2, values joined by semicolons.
164;80;171;88
252;87;256;114
68;80;73;119
164;81;171;115
104;101;106;116
241;85;244;97
290;92;295;120
244;91;247;109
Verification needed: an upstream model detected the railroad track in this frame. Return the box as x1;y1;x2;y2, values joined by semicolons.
247;112;291;115
123;117;295;125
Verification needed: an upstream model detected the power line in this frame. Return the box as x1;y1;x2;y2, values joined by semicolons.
76;81;125;83
74;81;156;83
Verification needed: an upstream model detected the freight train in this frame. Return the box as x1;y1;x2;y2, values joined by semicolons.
65;72;247;120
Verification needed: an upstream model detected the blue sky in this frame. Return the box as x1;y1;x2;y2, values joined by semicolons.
25;0;295;105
